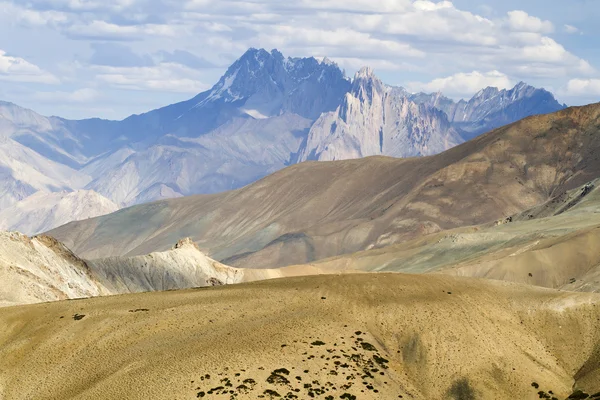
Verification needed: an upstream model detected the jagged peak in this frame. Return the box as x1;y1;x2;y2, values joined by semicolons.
239;47;269;59
321;57;336;67
513;81;530;91
355;66;376;80
350;66;384;95
473;86;500;99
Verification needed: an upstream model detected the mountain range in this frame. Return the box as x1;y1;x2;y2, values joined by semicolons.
0;48;566;234
49;103;600;267
3;95;600;399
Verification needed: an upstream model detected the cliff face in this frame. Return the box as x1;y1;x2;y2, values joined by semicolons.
298;67;463;161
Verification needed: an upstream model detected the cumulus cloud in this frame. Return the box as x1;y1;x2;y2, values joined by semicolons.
65;20;179;41
24;0;138;13
0;50;59;84
1;0;591;82
0;0;596;110
253;25;424;59
505;10;553;33
408;71;513;98
563;79;600;97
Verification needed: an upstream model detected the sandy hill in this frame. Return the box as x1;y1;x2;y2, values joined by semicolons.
0;274;599;399
48;103;600;269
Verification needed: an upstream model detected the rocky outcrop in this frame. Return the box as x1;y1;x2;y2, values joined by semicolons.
0;232;108;307
298;67;463;161
0;234;247;307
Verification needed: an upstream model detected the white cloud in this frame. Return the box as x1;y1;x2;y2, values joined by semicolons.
564;24;580;34
413;0;453;11
24;0;137;12
408;71;513;98
0;2;70;28
293;0;412;13
506;10;553;34
0;0;597;112
563;79;600;97
0;50;59;84
251;25;425;60
33;88;99;102
93;63;209;93
2;0;592;83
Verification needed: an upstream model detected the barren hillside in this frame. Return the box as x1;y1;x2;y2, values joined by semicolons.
0;274;598;399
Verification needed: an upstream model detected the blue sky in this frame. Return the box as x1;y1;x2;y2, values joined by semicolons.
0;0;598;120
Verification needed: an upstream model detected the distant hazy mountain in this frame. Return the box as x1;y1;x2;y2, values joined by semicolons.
0;190;118;235
409;82;567;139
0;48;568;233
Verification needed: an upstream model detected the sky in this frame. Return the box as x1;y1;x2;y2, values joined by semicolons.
0;0;599;120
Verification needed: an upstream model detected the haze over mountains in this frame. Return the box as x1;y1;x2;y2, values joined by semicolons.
0;48;565;234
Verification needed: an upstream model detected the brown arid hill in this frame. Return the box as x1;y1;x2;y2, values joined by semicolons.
0;274;599;400
48;103;600;268
0;233;346;307
288;178;600;293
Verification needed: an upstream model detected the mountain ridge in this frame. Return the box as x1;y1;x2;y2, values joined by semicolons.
0;48;568;233
47;102;600;267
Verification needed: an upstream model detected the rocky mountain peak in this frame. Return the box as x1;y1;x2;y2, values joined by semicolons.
193;48;349;120
349;67;386;105
355;66;375;79
473;86;500;100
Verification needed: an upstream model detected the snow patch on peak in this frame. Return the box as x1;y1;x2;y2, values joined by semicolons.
195;68;241;107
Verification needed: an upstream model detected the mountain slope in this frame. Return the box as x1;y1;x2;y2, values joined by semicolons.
0;136;91;208
85;113;312;205
0;190;119;235
279;178;600;294
48;103;600;267
1;273;599;399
